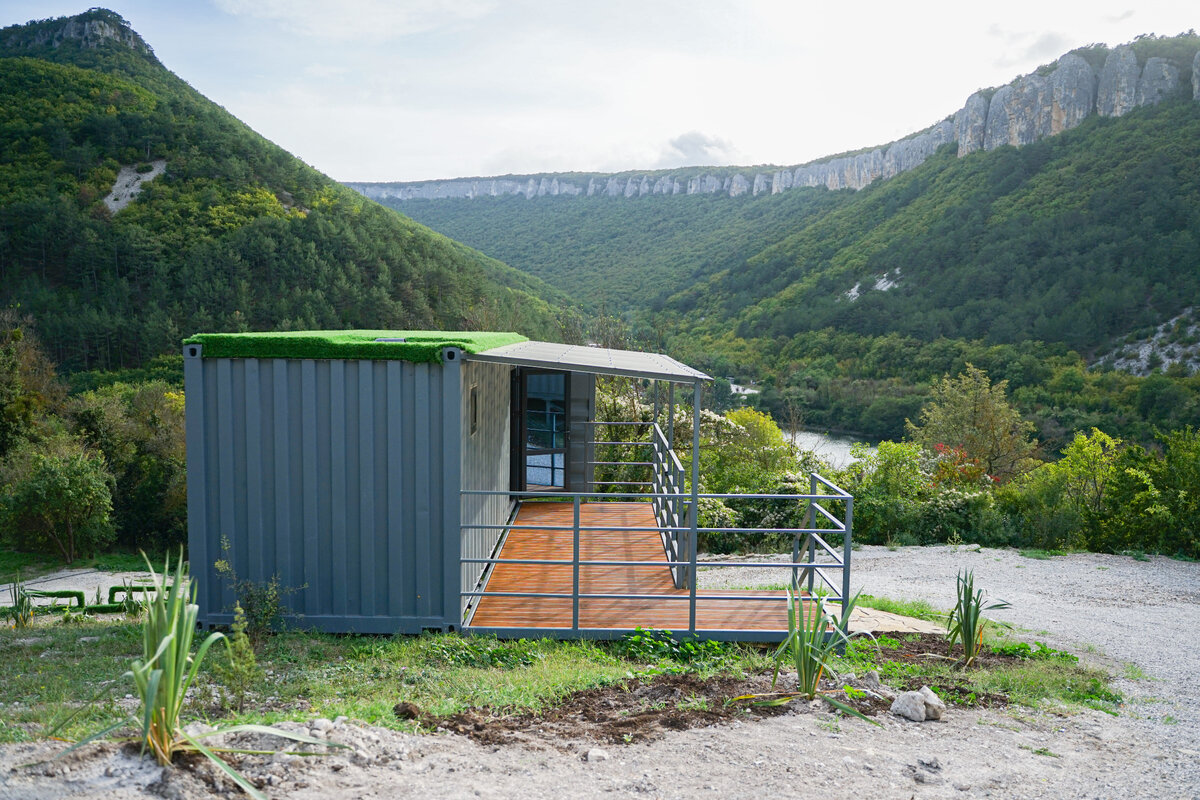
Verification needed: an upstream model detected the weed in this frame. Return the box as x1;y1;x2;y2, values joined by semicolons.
1019;549;1067;560
946;570;1010;668
212;604;262;713
213;537;302;642
1020;745;1060;758
1119;550;1151;562
842;684;866;700
1163;715;1178;725
1122;663;1151;681
856;594;943;622
3;574;33;630
818;718;841;733
614;627;732;668
424;635;542;669
986;641;1077;663
676;694;710;712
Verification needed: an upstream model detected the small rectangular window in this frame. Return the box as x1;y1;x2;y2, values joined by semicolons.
470;385;479;435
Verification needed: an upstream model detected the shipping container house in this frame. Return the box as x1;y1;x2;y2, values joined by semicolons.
183;330;853;641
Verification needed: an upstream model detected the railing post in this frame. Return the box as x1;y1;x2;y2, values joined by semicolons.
573;494;581;631
668;383;675;451
841;494;853;634
807;474;818;595
688;380;701;635
653;379;660;434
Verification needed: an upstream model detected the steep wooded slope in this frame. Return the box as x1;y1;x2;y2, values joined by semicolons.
0;9;568;371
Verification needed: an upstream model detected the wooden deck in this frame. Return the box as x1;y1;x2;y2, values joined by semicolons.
468;501;795;636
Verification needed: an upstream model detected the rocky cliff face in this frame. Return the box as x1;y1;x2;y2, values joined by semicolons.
349;40;1200;203
2;10;152;55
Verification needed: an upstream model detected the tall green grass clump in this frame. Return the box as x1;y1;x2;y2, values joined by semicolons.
946;570;1010;668
765;590;877;723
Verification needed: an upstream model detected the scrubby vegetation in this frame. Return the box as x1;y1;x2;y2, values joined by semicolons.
594;370;1199;560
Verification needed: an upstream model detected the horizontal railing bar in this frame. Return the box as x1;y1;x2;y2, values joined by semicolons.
461;590;841;601
592;441;654;447
461;557;844;568
462;627;799;639
460;523;847;535
461;489;849;501
578;420;653;425
589;461;653;466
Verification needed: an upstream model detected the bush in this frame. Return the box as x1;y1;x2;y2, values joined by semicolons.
0;434;115;563
66;381;186;552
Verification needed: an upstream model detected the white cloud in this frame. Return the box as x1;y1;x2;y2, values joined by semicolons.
213;0;495;41
654;131;740;169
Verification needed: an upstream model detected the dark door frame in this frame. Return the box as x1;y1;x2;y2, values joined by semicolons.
510;368;572;492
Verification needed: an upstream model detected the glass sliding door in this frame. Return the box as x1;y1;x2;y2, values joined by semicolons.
514;370;569;491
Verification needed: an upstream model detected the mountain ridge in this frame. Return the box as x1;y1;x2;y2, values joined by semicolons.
348;35;1200;203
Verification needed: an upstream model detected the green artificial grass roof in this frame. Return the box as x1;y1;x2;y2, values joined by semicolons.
182;330;528;363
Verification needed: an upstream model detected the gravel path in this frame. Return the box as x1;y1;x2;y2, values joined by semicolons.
2;545;1197;799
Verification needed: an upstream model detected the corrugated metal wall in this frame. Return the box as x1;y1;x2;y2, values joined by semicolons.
184;346;465;633
459;360;514;619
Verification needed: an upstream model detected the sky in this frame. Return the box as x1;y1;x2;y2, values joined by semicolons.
2;1;1197;182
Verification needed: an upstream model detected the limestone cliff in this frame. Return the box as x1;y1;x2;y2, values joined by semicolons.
349;39;1200;203
2;9;153;56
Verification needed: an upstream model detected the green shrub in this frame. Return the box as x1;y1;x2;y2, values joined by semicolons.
0;434;115;563
213;537;302;642
66;381;186;553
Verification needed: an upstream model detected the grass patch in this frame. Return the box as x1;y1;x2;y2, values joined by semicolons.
0;618;143;742
1020;745;1061;758
1122;662;1151;681
833;630;1120;714
0;616;773;744
855;594;944;622
1018;549;1068;560
1;615;1116;744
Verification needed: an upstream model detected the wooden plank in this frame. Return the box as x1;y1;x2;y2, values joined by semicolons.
470;501;798;633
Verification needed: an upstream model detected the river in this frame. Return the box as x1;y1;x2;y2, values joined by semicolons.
788;430;874;469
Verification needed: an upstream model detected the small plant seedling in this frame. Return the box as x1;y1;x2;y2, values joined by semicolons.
1020;745;1060;758
1122;663;1151;681
3;573;34;630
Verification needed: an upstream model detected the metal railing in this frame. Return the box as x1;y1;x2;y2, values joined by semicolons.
459;420;853;641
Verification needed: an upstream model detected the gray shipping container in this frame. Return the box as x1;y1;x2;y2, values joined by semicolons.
184;333;623;633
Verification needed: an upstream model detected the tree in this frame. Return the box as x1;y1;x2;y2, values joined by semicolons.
700;407;793;493
906;364;1038;481
0;434;115;563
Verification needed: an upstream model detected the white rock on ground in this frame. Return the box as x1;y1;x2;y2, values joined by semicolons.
919;685;946;720
890;691;927;722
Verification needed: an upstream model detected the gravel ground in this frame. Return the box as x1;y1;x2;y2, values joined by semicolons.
1;570;157;608
2;545;1198;799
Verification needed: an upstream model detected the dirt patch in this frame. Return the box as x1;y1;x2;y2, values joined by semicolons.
411;634;1020;747
421;673;789;746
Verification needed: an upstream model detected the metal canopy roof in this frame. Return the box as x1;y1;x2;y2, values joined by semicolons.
466;340;711;383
